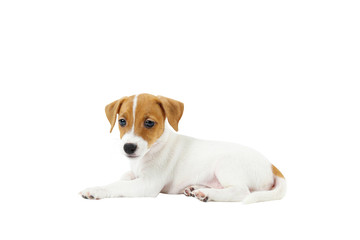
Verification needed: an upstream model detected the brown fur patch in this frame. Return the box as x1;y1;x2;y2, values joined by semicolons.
117;95;136;138
272;164;285;179
105;96;130;133
133;94;166;147
105;93;184;148
157;96;184;131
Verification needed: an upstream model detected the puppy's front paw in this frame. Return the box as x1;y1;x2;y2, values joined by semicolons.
79;187;109;200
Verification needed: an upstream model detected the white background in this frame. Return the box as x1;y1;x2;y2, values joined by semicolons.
1;0;359;239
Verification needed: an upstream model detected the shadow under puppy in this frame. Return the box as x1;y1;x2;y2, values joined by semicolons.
80;93;286;203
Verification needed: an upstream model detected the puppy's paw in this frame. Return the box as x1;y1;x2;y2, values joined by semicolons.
184;186;196;197
193;190;209;202
79;187;109;200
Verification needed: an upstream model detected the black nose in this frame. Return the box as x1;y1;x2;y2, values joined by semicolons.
123;143;137;154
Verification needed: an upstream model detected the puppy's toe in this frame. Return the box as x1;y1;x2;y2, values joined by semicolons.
193;190;209;202
79;187;108;200
184;186;196;197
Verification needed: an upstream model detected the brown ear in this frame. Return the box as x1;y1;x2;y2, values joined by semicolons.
158;96;184;131
105;97;127;133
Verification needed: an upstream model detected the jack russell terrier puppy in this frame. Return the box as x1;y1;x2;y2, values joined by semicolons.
80;93;286;203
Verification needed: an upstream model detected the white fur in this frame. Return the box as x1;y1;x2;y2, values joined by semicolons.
132;94;138;128
80;126;286;203
242;177;286;204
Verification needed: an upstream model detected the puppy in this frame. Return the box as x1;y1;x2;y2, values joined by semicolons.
80;93;286;203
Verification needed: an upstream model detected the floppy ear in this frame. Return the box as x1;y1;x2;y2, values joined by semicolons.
158;96;184;131
105;97;127;133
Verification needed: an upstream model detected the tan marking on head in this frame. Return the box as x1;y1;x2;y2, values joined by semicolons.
117;95;136;138
133;94;167;147
157;95;184;131
105;96;128;133
105;93;184;147
105;95;135;136
272;164;285;179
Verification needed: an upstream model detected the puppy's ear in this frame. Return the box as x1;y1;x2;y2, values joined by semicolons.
105;97;127;133
158;96;184;131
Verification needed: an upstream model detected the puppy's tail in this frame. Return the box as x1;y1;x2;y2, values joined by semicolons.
242;165;287;204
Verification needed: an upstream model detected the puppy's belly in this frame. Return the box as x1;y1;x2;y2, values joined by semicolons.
161;175;223;194
205;175;224;189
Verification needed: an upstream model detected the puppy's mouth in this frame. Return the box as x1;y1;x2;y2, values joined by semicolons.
126;154;139;159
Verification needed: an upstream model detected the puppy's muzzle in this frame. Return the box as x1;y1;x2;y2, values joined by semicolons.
123;143;137;154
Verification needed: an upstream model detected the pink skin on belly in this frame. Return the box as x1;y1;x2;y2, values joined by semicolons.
205;175;223;189
162;175;224;194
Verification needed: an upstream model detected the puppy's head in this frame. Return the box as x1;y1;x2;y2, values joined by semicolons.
105;93;184;159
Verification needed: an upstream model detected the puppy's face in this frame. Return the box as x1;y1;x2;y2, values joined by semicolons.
105;93;184;160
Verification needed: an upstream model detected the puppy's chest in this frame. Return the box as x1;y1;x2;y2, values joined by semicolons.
129;156;160;177
129;159;145;177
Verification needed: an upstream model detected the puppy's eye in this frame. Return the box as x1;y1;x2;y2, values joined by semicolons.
144;120;155;128
119;118;127;127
